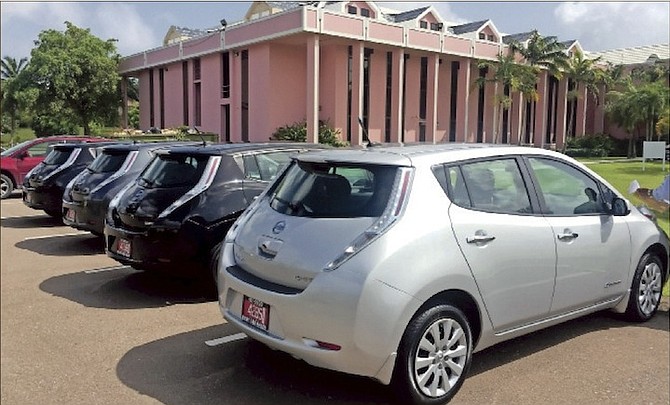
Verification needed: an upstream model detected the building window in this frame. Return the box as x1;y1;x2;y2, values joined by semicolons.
385;52;392;143
360;8;370;17
241;50;249;142
159;68;165;129
362;48;373;136
193;58;201;81
347;46;352;142
477;67;486;143
222;52;230;98
420;21;428;29
478;33;486;40
419;57;428;142
402;54;409;141
182;61;189;126
149;69;155;128
430;22;440;31
449;61;459;142
194;82;202;127
488;34;495;41
347;5;356;14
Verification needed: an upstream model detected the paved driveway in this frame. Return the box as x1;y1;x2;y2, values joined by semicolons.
1;196;668;404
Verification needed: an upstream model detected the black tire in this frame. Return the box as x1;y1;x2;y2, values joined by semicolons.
392;304;473;405
1;173;14;199
624;252;665;322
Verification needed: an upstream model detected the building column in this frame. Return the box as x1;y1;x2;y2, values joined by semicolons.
484;70;496;143
349;42;364;146
593;83;606;134
120;77;129;129
510;91;523;145
555;77;569;150
576;83;588;137
467;63;479;143
534;70;549;148
426;54;439;143
390;49;405;143
306;35;320;144
455;58;471;142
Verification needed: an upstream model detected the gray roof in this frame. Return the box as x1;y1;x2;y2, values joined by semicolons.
385;6;430;23
587;44;669;65
502;31;535;45
450;20;489;35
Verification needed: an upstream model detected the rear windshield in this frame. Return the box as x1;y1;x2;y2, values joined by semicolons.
88;152;127;174
138;154;210;188
269;161;397;218
43;149;73;165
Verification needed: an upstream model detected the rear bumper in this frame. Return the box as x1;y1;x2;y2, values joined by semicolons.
23;186;62;213
104;221;204;272
62;199;106;235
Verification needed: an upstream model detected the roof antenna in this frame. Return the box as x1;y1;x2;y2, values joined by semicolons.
358;117;378;148
192;126;206;146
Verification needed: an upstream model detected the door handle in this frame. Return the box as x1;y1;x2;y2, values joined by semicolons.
557;231;579;241
466;235;496;244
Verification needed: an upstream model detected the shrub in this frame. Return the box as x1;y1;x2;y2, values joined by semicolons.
272;120;347;147
565;133;614;158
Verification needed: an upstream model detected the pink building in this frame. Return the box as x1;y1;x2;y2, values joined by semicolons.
118;1;600;149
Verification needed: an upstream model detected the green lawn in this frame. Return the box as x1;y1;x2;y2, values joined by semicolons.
579;159;669;297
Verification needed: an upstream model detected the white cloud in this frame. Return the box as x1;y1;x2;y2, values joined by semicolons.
93;3;159;56
555;2;670;50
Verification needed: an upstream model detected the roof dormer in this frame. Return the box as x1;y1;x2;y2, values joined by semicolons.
451;19;501;43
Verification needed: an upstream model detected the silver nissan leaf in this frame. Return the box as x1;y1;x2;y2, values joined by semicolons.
218;143;668;404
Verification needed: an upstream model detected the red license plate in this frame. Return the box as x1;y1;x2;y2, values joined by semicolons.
65;209;76;222
241;296;270;331
116;238;131;258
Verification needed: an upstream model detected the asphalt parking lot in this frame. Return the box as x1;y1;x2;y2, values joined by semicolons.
1;195;669;405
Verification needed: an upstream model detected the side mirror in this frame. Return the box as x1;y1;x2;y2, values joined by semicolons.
611;197;630;216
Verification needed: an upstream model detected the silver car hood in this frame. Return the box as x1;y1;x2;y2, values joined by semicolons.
233;200;374;290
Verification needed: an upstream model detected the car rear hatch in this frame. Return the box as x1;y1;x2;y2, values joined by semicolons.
232;158;413;291
27;145;81;187
68;148;133;202
113;151;220;228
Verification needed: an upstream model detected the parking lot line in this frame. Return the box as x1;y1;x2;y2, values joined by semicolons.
23;232;90;241
205;333;247;347
85;265;130;274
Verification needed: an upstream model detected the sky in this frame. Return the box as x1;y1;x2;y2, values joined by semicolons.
1;1;669;61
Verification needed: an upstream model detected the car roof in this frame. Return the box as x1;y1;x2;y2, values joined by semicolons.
52;141;129;151
100;141;200;153
295;143;566;167
156;142;324;157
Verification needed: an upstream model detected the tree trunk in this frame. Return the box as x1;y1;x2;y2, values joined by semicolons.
83;121;91;136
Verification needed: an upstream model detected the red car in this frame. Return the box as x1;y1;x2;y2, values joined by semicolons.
1;135;108;199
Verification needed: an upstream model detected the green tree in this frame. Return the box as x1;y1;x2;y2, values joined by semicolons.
1;56;30;133
509;30;570;144
476;49;539;143
27;21;120;135
606;82;645;158
563;49;603;139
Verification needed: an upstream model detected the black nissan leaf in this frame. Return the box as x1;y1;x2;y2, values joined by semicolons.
104;142;323;279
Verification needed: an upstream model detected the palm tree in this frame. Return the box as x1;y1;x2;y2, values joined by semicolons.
509;30;570;144
563;49;603;139
476;49;539;143
1;56;30;134
1;56;29;81
606;83;645;158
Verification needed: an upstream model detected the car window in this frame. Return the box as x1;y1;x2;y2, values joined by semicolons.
270;161;397;218
27;142;55;157
454;159;532;214
88;152;127;173
43;149;73;165
527;157;607;216
243;155;261;180
139;154;209;188
257;151;293;181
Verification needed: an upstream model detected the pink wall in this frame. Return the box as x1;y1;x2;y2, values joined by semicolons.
146;45;180;65
120;53;145;73
163;62;184;129
436;59;451;142
266;44;308;141
368;22;404;45
226;10;303;47
319;44;348;136
183;35;221;58
474;42;499;59
138;70;151;129
199;53;222;134
444;36;472;55
322;13;364;37
404;55;420;142
368;49;387;143
408;30;441;51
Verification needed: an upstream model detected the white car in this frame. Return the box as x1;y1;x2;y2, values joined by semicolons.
218;144;668;404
